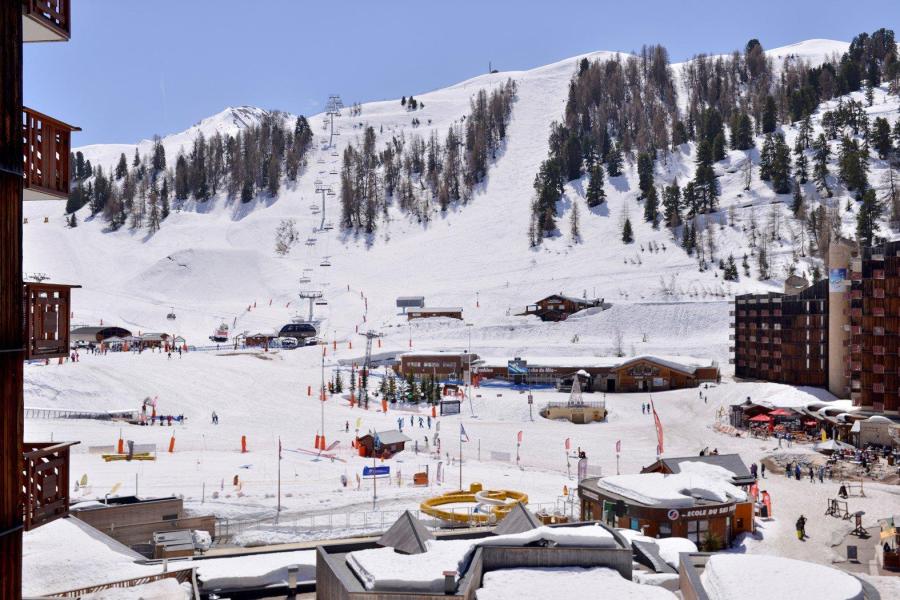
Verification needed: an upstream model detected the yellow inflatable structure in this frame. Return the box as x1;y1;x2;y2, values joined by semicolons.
420;483;528;525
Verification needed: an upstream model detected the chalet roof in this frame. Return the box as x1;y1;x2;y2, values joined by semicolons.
71;326;105;335
644;454;755;486
540;294;600;305
141;333;168;341
377;510;434;554
410;307;463;313
493;502;540;536
396;296;425;302
362;430;411;445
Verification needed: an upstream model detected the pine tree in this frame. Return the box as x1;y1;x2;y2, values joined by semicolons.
856;189;881;245
643;185;659;227
174;154;189;201
712;131;727;162
605;143;623;177
730;113;754;150
621;217;634;243
761;95;777;133
637;151;655;198
771;134;792;194
115;153;128;180
160;178;170;219
663;180;681;227
570;201;581;242
793;139;809;184
151;135;166;172
872;117;892;159
812;134;832;196
147;183;160;234
839;136;869;195
790;180;804;215
585;163;606;207
132;147;141;168
693;140;718;212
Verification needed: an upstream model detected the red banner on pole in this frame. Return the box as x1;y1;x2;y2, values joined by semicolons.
650;397;663;455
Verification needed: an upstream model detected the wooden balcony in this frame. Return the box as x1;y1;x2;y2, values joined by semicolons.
24;282;79;359
23;107;80;201
22;441;79;530
22;0;70;42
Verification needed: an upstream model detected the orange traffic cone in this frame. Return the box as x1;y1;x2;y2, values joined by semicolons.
432;405;437;418
320;434;326;450
168;435;175;453
117;438;124;454
314;433;320;449
241;435;247;453
382;399;388;413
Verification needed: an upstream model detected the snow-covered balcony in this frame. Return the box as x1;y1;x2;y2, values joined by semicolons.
22;0;70;42
23;107;80;201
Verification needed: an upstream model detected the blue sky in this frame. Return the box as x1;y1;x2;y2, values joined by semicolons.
25;0;896;146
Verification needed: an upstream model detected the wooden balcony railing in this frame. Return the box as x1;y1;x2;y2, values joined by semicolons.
24;282;79;359
22;441;78;531
22;0;70;42
23;107;80;201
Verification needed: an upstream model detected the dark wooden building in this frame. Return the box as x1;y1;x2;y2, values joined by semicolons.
357;430;411;458
523;294;603;321
732;279;828;386
407;307;463;321
70;325;132;345
3;3;79;597
396;350;478;382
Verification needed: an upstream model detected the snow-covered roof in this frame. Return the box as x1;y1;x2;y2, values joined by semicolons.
373;430;411;445
541;293;601;305
194;549;316;589
478;567;676;600
700;554;863;600
401;349;473;358
594;462;748;508
651;454;754;485
347;524;618;592
23;517;164;597
409;307;463;313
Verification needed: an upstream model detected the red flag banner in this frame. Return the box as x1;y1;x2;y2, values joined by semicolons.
565;438;571;451
650;397;664;454
615;440;621;453
517;430;523;444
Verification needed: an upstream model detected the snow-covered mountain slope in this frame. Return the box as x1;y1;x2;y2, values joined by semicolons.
22;39;897;366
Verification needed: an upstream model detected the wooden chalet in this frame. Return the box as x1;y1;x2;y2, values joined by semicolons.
396;350;479;382
244;331;278;348
3;3;80;597
407;306;463;321
357;430;411;459
523;293;604;321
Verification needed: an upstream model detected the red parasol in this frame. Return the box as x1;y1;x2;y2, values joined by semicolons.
749;414;773;422
769;408;795;417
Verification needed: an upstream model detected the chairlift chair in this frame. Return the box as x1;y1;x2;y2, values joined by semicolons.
166;307;176;320
329;170;338;175
320;259;332;267
298;276;311;284
315;300;328;306
326;190;336;197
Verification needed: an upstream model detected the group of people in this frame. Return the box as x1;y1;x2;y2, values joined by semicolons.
749;462;766;478
640;403;654;414
140;412;184;426
784;460;828;483
396;414;432;431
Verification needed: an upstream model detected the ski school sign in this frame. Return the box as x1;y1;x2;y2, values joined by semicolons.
667;505;735;521
363;466;390;478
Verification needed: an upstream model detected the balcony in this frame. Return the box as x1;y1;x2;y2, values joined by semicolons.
874;288;886;299
23;107;81;201
874;364;885;374
24;282;79;359
22;441;79;530
874;307;886;317
874;269;886;280
22;0;70;42
850;290;863;300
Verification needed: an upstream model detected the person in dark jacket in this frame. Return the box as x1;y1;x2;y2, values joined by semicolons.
796;515;807;540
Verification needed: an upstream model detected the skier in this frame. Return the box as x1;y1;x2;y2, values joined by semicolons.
818;465;825;483
809;465;815;483
750;463;758;478
418;416;424;428
794;464;801;480
427;416;432;429
785;461;792;478
345;421;349;433
211;411;218;425
761;463;766;478
796;515;807;540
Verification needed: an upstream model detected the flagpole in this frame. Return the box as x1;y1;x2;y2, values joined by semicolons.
277;436;282;514
459;428;463;491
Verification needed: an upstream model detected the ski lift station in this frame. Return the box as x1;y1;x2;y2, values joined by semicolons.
395;296;425;313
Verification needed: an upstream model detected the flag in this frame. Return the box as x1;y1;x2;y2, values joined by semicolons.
355;417;362;429
650;397;664;455
615;440;621;453
564;438;571;451
517;430;523;444
459;423;469;442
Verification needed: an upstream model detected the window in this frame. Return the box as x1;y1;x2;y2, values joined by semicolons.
686;519;709;544
630;518;640;531
658;522;671;538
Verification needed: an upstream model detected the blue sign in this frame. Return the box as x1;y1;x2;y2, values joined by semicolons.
363;466;390;477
